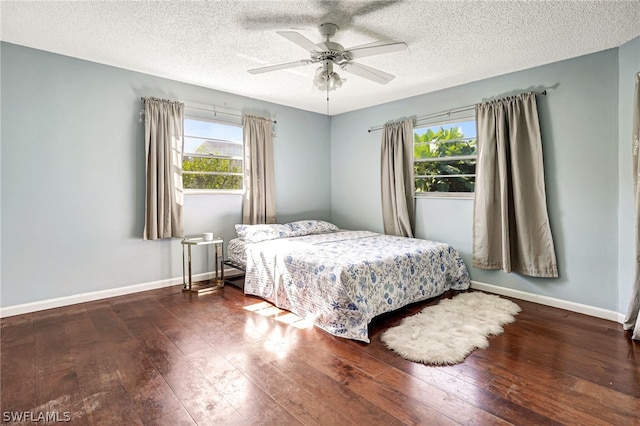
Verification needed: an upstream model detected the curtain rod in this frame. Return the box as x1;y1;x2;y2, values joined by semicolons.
140;97;277;124
367;90;547;133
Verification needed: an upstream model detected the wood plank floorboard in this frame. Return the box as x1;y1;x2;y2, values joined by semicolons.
1;284;638;425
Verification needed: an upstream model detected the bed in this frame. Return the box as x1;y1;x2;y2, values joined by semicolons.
230;220;470;343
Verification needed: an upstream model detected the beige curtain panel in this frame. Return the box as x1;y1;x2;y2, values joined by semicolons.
242;115;276;225
381;119;415;238
143;97;185;240
473;93;558;277
624;72;640;340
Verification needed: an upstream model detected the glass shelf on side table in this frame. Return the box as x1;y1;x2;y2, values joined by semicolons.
181;237;224;294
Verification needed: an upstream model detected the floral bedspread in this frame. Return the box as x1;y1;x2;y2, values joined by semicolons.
243;230;470;343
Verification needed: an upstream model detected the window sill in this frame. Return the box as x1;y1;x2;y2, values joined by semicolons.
184;190;244;196
415;192;474;200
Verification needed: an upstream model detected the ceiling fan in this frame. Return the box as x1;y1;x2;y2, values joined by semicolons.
247;23;407;92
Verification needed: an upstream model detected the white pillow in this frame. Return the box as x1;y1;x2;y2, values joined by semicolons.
235;220;339;242
234;224;293;242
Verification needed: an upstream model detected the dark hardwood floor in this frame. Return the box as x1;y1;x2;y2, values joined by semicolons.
1;282;638;425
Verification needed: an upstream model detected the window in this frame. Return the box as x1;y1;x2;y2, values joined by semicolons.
414;118;477;195
183;117;243;191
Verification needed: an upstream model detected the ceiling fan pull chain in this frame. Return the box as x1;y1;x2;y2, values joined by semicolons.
326;84;330;116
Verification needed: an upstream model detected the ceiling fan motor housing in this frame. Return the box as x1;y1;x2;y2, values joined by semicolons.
315;25;345;63
313;46;345;63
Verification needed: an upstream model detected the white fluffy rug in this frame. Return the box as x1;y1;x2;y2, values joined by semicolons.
381;291;521;365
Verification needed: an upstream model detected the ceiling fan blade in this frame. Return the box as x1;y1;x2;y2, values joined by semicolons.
344;42;408;60
276;31;319;52
248;60;312;74
342;62;395;84
344;40;394;50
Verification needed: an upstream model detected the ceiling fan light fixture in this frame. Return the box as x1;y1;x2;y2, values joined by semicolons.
313;61;345;92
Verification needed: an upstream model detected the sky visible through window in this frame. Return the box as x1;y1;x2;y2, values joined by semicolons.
184;118;242;152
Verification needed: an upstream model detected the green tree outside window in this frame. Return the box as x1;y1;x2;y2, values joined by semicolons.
414;124;476;193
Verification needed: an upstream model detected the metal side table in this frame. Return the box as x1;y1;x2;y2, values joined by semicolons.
181;237;224;294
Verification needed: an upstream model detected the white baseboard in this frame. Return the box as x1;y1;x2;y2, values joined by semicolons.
471;280;623;323
1;275;622;323
0;268;241;318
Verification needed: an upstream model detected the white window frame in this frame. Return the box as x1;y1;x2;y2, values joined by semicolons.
413;114;477;199
183;114;244;195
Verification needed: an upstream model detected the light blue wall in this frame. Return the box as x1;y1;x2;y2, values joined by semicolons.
0;42;331;307
331;48;622;311
2;38;638;315
618;37;640;314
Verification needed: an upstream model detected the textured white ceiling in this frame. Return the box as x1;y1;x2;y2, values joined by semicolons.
2;1;640;115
